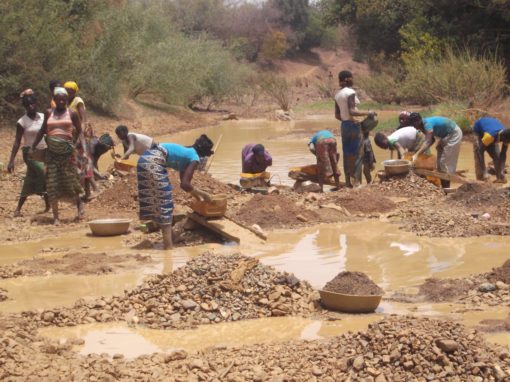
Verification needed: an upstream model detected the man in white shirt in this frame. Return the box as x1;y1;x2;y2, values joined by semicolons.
374;126;426;159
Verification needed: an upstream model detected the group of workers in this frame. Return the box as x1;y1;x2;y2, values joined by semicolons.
5;71;510;248
7;82;212;237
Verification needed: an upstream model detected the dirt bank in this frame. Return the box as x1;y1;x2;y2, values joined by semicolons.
0;252;152;279
1;315;509;381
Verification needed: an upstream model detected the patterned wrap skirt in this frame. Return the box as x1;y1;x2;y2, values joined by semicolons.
316;137;339;178
46;136;83;202
137;145;174;225
20;146;46;197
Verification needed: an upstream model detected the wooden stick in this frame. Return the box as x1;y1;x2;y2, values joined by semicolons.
413;168;470;184
224;215;268;240
204;134;223;174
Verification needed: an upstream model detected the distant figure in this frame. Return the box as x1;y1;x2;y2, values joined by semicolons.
334;70;376;187
360;130;376;184
64;81;95;200
241;144;272;174
48;79;61;109
308;130;341;192
115;125;154;160
7;89;50;216
472;117;510;183
410;113;463;188
398;111;411;129
89;134;115;178
374;126;426;159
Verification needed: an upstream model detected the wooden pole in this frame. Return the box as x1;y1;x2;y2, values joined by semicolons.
204;134;223;174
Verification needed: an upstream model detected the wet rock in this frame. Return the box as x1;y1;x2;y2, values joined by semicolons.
436;339;459;353
353;356;365;370
181;300;198;310
478;283;497;293
41;312;55;322
311;366;323;376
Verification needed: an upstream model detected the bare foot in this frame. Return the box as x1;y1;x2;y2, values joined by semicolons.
53;219;61;226
13;210;22;218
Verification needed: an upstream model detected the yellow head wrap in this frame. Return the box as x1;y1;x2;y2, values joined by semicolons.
64;81;79;93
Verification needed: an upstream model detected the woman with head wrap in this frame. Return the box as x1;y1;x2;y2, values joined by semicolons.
30;87;86;224
137;134;214;249
64;81;96;200
7;89;50;216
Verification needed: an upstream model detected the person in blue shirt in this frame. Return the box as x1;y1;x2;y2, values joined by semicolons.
472;117;510;182
308;130;341;192
137;134;214;249
410;113;463;188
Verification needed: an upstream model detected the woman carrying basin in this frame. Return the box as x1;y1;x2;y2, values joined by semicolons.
137;134;214;249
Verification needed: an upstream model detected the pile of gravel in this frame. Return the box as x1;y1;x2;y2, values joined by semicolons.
18;253;318;330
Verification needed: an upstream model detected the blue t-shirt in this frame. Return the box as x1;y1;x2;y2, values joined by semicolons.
473;117;505;138
423;117;456;138
160;143;199;172
309;130;335;145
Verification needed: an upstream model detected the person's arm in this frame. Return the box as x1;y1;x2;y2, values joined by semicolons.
308;142;316;155
413;131;434;160
334;101;341;121
121;135;136;160
77;103;93;137
393;142;405;159
7;124;24;173
31;111;49;151
181;161;211;201
347;94;373;118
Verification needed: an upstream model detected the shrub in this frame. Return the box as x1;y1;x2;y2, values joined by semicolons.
358;73;402;104
261;74;293;111
402;47;508;108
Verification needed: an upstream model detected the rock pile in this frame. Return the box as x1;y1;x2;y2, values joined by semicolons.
323;271;383;296
0;288;7;302
373;173;443;199
4;316;508;381
18;253;318;330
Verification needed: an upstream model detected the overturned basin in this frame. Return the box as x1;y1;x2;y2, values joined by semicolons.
88;219;132;236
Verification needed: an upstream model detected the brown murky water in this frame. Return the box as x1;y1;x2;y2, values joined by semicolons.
99;116;477;187
39;316;379;359
4;117;508;356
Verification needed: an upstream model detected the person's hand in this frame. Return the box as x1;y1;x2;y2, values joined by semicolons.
367;111;377;118
411;154;418;163
192;189;212;202
7;161;14;173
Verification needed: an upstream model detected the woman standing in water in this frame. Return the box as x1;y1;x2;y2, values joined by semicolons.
137;134;214;249
7;89;50;216
31;87;86;224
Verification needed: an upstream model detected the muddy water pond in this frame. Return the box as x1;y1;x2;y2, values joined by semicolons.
99;116;477;187
38;316;378;359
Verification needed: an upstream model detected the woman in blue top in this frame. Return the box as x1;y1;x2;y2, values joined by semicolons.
308;130;341;192
472;117;510;182
137;134;214;249
410;113;463;188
